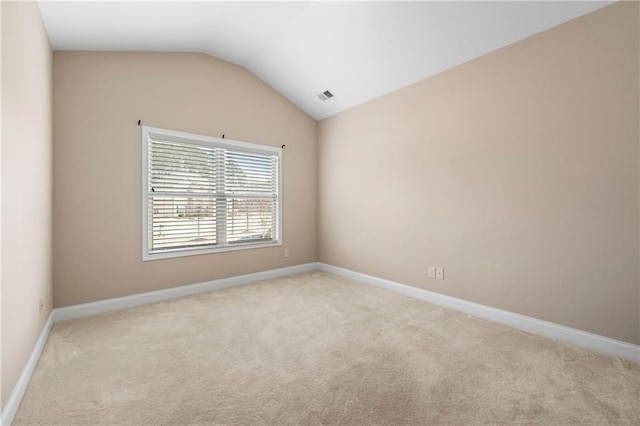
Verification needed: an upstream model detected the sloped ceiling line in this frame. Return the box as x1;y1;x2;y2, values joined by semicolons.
38;1;612;120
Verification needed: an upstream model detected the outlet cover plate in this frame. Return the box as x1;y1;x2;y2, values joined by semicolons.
428;266;436;278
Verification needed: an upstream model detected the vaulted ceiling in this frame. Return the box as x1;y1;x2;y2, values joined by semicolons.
38;1;612;120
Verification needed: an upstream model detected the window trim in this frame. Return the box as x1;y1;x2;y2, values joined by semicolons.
141;126;282;261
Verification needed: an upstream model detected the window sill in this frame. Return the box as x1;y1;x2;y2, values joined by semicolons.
142;241;282;261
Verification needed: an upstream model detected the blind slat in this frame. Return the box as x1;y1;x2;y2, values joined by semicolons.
147;137;279;254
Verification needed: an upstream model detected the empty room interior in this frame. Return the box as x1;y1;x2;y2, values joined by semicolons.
1;0;639;424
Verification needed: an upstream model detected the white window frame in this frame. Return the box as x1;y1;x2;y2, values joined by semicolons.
142;126;282;261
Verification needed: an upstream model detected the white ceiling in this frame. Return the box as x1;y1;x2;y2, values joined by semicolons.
38;1;613;120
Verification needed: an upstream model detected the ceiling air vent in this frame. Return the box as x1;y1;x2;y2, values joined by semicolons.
318;90;334;101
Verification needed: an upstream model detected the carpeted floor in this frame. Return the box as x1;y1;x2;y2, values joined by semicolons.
14;271;640;425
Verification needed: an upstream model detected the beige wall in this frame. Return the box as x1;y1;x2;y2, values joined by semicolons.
318;2;639;344
1;1;53;409
53;52;317;307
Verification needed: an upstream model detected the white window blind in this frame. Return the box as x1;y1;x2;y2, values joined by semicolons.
142;127;281;260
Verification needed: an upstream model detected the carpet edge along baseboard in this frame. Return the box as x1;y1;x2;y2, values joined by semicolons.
3;262;638;426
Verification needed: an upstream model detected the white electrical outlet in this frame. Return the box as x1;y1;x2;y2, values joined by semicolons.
284;248;290;258
436;268;444;280
428;266;436;278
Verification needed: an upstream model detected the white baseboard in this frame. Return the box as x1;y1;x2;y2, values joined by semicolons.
54;262;318;322
3;261;638;426
317;263;640;363
2;312;55;426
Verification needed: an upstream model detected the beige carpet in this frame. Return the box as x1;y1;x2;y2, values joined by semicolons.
14;271;640;425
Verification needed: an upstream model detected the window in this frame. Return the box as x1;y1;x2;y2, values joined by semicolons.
142;126;281;260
